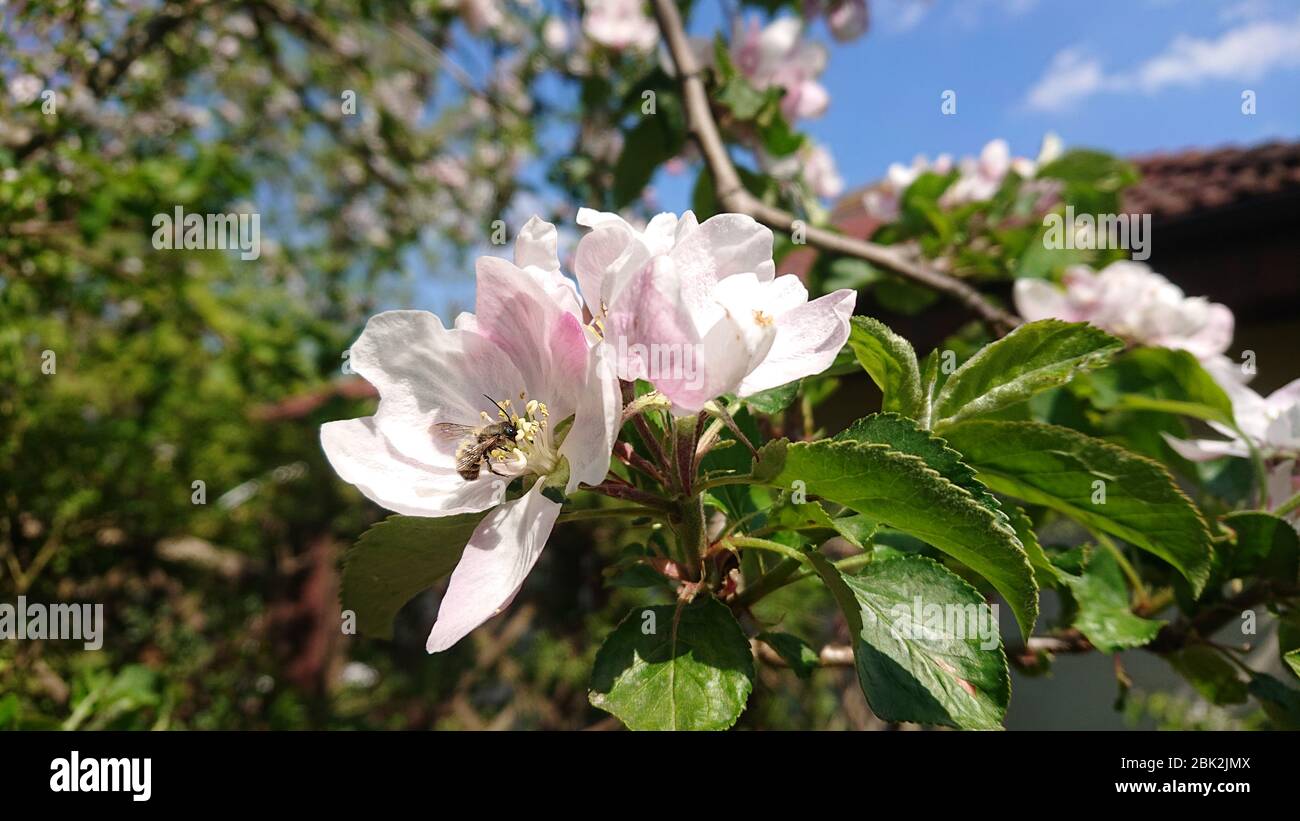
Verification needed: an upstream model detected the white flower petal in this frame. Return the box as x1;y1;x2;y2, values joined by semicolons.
1161;431;1249;462
1013;279;1074;322
348;310;525;468
739;285;856;395
515;216;560;273
561;344;621;491
321;417;504;516
425;480;560;652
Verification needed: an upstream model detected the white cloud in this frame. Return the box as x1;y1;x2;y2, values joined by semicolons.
1024;49;1106;112
876;0;1040;35
1023;13;1300;111
875;0;930;34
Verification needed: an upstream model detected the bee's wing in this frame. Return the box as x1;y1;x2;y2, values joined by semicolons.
430;422;476;441
455;439;496;474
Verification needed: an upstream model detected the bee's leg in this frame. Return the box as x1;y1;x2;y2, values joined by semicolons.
486;460;506;478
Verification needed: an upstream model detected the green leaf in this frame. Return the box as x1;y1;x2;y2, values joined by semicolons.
835;412;1006;520
808;552;1010;729
932;319;1123;430
588;597;755;730
1005;504;1060;586
875;278;940;316
745;379;800;415
340;513;486;639
1248;673;1300;729
898;171;957;239
1286;650;1300;680
701;406;763;519
824;257;885;292
846;316;922;418
1222;511;1299;583
1084;347;1235;424
1037;149;1139;191
757;632;820;679
612;108;684;208
717;73;775;121
691;167;717;219
1277;614;1300;680
917;349;943;429
1166;645;1249;705
944;420;1213;594
1057;548;1164;652
764;498;877;549
758;114;804;158
1014;225;1089;280
753;437;1038;637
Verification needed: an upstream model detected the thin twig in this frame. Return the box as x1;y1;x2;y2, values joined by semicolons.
648;0;1020;335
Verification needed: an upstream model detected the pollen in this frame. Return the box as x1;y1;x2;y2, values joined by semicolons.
752;309;774;327
476;391;559;477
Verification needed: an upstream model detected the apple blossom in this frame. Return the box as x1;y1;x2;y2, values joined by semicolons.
824;0;869;42
1014;261;1236;371
941;139;1014;207
574;208;856;413
321;217;620;652
583;0;660;53
1163;378;1300;516
862;153;954;222
760;140;844;199
733;17;830;121
862;136;1062;221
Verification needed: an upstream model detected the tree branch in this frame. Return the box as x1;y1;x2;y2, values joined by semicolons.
649;0;1020;335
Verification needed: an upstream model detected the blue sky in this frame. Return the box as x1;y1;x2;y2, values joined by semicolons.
654;0;1300;209
416;0;1300;313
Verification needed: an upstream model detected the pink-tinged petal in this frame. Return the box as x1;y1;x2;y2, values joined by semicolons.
667;272;781;412
561;344;621;492
515;216;584;319
426;480;560;652
475;257;589;418
348;310;525;468
604;255;701;384
574;220;634;312
739;286;856;395
790;80;829;120
321;417;505;516
791;39;828;76
827;0;868;42
666;307;763;414
1013;279;1074;323
669;213;777;331
1161;432;1249;462
979;139;1012;180
757;16;801;60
